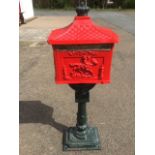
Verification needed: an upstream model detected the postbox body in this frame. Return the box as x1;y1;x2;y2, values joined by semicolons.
48;16;118;84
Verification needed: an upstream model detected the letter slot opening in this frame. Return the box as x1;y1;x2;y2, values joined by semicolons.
53;44;113;51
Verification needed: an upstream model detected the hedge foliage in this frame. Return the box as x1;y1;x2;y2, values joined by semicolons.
33;0;135;9
114;0;135;8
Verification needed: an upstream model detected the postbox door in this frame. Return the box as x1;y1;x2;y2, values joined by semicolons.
53;44;114;84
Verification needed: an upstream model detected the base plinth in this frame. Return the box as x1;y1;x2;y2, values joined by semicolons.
63;127;101;151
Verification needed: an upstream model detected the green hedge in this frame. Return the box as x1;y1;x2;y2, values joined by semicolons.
33;0;135;9
124;0;135;8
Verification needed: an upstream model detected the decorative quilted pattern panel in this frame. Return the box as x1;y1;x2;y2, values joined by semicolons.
48;16;118;44
55;23;111;41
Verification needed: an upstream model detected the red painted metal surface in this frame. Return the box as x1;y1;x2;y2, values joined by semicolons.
48;16;118;45
48;16;119;84
53;49;113;84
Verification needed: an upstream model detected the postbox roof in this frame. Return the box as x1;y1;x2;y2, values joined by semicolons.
48;16;119;45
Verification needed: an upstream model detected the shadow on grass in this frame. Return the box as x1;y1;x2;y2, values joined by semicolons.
19;100;67;133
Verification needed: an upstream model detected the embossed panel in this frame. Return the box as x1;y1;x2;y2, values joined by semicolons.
48;16;119;45
53;50;113;84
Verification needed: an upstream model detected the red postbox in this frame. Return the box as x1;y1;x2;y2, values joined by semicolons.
47;0;119;151
48;16;118;84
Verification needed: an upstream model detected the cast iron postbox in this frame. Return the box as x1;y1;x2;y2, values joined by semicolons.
48;16;118;84
48;0;119;151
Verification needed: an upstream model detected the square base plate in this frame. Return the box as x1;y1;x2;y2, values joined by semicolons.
63;127;101;151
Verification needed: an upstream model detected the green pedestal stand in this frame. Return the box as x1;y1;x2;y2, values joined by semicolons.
63;84;101;151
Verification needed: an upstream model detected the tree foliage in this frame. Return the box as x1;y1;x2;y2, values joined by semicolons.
33;0;135;9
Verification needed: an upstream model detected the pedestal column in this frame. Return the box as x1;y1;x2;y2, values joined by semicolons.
63;84;101;151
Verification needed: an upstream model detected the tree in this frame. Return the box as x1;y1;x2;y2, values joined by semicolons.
99;0;108;8
32;0;135;9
